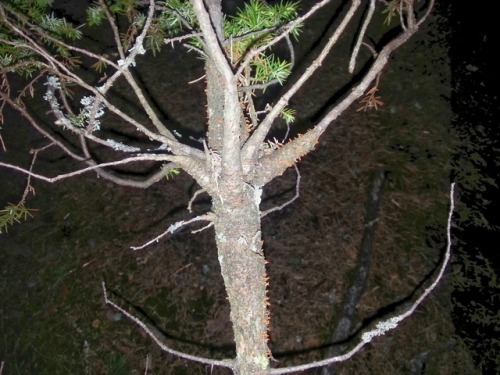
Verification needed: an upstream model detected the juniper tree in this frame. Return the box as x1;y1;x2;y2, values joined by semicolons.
0;0;451;374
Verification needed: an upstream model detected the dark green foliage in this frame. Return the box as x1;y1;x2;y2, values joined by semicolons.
224;0;300;84
224;0;300;38
0;0;82;76
86;5;106;26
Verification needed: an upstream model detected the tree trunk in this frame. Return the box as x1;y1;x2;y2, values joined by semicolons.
213;181;270;374
203;10;270;368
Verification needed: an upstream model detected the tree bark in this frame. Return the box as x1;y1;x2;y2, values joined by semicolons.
214;181;270;374
206;59;225;152
201;2;271;369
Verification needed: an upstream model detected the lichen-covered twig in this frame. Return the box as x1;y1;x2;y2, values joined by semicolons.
268;183;455;374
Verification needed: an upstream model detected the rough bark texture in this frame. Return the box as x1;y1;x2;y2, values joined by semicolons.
214;181;270;374
204;13;271;370
206;59;225;152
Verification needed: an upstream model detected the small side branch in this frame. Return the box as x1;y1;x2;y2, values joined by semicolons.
101;282;233;370
188;188;207;213
164;32;203;48
21;144;53;201
0;154;184;183
0;92;87;162
261;164;301;218
349;0;376;73
98;0;125;60
130;213;214;251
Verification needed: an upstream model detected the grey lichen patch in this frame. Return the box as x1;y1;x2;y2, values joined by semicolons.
253;354;269;369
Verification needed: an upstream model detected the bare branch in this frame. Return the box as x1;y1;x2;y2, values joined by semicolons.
98;0;126;60
95;0;177;141
44;85;144;152
1;2;201;160
314;12;419;134
416;0;435;27
349;0;376;74
1;90;186;188
261;164;300;218
46;79;170;145
19;144;53;202
164;31;203;48
254;0;430;184
188;188;207;213
101;282;233;369
93;136;160;187
77;150;182;188
44;75;204;160
130;213;214;251
144;353;151;375
0;133;5;152
0;91;87;161
1;44;167;150
191;221;214;234
242;0;362;168
0;154;186;183
269;183;455;373
397;0;407;31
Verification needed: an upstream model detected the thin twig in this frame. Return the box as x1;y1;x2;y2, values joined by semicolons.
399;0;407;31
416;0;435;27
0;133;5;152
261;164;301;217
188;188;207;213
101;282;233;369
100;0;176;141
130;213;214;251
164;32;203;47
349;0;376;73
144;353;151;375
20;144;54;202
98;0;125;60
191;221;214;234
0;154;185;183
361;41;378;59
